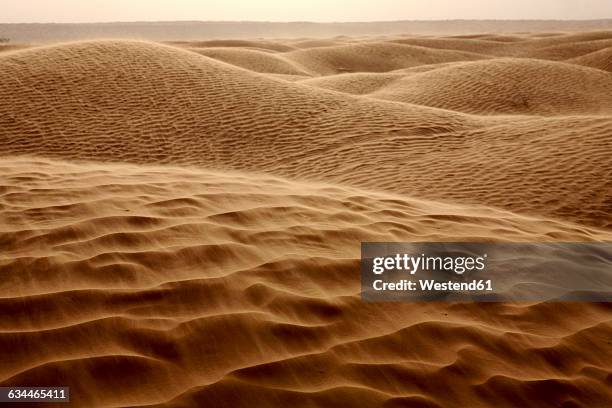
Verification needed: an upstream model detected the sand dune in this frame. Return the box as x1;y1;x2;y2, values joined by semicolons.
1;157;611;407
368;59;612;115
0;43;30;53
301;58;612;116
283;43;487;75
569;47;612;72
388;37;515;55
302;72;407;95
186;47;313;76
388;31;612;60
523;38;612;60
1;39;611;228
287;38;350;49
1;30;612;407
166;39;297;53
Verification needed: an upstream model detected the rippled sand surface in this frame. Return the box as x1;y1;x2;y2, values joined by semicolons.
1;30;611;407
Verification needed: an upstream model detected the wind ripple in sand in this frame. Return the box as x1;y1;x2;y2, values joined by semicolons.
1;157;611;407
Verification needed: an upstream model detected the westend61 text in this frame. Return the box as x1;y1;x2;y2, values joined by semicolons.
373;279;493;292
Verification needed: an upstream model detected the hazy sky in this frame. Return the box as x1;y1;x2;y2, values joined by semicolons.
2;0;612;23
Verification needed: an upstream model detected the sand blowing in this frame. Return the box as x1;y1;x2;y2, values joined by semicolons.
1;3;612;407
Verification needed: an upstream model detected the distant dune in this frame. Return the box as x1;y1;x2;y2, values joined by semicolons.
1;28;611;407
2;34;611;227
569;46;612;71
367;59;612;114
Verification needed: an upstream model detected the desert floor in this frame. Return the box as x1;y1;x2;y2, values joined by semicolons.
1;30;611;407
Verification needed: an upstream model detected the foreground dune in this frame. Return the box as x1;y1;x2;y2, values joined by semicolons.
1;157;611;407
1;30;611;407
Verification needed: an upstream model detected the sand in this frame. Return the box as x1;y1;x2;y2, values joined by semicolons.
0;29;611;407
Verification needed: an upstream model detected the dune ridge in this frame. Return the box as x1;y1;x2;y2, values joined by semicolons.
1;30;612;407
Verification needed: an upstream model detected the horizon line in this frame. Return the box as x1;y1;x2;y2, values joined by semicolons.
2;18;612;25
